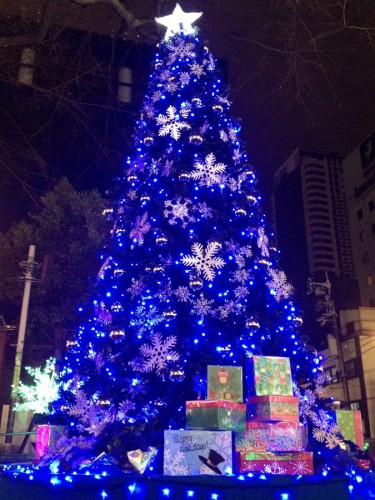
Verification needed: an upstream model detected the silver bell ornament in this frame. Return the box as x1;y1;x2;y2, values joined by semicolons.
169;365;185;383
189;273;204;291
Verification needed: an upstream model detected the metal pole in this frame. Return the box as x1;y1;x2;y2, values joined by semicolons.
5;245;36;450
332;305;350;404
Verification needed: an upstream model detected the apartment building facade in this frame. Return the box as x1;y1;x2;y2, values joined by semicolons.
343;131;375;308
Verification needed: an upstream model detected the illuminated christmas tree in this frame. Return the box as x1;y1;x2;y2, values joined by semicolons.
55;4;319;461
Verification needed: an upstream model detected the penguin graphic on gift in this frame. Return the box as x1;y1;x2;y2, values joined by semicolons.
198;449;225;475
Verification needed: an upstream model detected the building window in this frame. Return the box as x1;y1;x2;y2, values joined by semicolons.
363;252;370;264
372;222;375;234
366;274;373;286
346;321;356;336
360;230;365;242
118;67;133;103
369;200;375;212
357;209;363;220
344;359;358;378
369;298;375;307
324;366;338;382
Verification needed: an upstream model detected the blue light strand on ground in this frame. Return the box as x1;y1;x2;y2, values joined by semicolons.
2;463;375;499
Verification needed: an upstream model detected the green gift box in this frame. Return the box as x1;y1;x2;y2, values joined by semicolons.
328;409;364;449
248;395;299;422
207;365;243;402
186;400;246;431
246;355;293;397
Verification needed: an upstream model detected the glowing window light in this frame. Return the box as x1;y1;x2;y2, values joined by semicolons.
50;476;61;486
280;494;290;500
162;487;171;496
187;490;195;497
101;491;109;499
211;494;219;500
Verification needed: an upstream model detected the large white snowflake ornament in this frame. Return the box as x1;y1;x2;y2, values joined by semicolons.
156;105;191;140
181;241;225;281
266;269;294;302
138;332;180;375
188;153;227;187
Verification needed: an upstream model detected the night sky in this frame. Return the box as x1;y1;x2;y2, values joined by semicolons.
1;0;375;223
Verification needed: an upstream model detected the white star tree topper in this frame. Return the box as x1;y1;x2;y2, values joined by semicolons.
155;4;202;40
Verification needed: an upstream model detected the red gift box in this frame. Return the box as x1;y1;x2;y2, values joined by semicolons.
248;395;299;422
236;421;306;452
236;451;314;475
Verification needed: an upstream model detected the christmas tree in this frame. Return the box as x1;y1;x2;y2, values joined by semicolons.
55;4;320;463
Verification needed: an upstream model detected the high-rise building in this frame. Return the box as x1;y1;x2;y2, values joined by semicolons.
273;148;360;346
343;131;375;308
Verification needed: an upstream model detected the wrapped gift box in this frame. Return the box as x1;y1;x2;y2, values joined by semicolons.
207;365;243;402
235;421;306;452
35;424;66;458
248;395;299;422
246;355;293;397
236;451;314;475
327;409;364;449
164;430;232;476
186;400;246;431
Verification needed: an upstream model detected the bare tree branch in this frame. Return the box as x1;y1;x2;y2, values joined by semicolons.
69;0;153;29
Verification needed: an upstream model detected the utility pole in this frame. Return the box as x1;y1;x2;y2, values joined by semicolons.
5;245;37;451
307;272;350;404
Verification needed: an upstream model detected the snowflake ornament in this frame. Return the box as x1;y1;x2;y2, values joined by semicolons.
188;153;227;187
165;81;178;94
174;286;193;303
196;202;213;219
156;105;191;140
257;227;270;257
127;279;145;299
152;90;162;102
130;306;165;337
129;212;151;245
180;72;191;86
191;293;214;318
266;269;293;302
164;198;195;227
232;148;242;163
181;241;225;281
166;38;197;62
137;332;180;375
190;62;206;78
